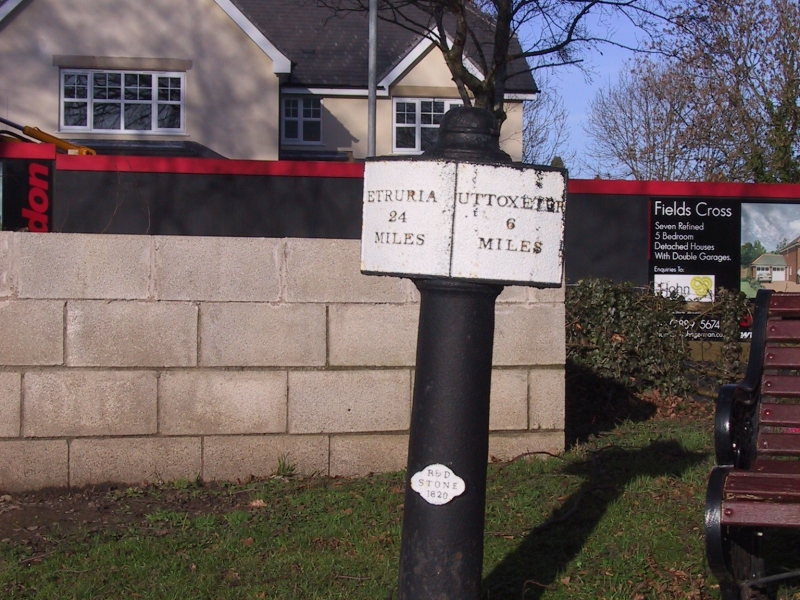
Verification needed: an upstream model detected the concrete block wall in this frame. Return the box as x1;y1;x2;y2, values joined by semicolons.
0;233;565;492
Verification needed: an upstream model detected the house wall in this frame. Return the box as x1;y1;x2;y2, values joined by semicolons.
0;0;281;160
783;247;800;283
0;232;565;492
314;44;527;161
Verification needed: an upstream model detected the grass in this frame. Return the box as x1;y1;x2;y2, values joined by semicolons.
2;416;800;599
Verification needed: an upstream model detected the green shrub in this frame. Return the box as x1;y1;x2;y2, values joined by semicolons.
566;279;691;397
566;279;749;399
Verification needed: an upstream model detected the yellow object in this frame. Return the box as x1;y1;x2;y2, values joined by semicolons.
20;126;96;155
0;116;95;155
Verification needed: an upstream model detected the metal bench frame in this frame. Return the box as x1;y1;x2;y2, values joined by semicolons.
706;289;800;599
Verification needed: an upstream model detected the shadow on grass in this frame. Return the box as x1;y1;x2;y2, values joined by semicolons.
565;359;657;448
482;439;708;599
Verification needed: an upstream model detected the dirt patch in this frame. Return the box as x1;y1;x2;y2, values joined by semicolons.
0;481;264;557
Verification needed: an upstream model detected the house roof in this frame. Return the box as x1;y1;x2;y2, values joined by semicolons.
752;253;787;267
781;235;800;252
229;0;538;94
0;0;536;95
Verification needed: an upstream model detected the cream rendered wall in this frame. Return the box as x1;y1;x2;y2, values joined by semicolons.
320;44;526;161
0;0;281;160
392;44;458;89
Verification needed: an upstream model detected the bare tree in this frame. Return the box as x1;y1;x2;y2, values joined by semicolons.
583;58;711;180
522;71;574;166
663;0;800;182
316;0;675;127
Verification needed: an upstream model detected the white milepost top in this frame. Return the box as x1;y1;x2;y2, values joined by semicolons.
361;160;456;278
361;159;566;286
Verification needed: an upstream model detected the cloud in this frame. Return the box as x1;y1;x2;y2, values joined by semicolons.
742;203;800;250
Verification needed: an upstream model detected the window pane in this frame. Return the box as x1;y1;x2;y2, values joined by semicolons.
63;74;88;99
158;104;181;129
396;102;416;125
158;77;181;102
93;73;121;100
124;103;152;130
303;98;321;119
64;102;87;127
303;120;321;142
284;119;298;139
421;101;445;125
125;74;152;101
284;99;298;118
396;126;416;149
421;127;439;151
93;103;121;129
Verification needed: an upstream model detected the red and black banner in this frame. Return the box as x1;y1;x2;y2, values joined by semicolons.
1;145;55;232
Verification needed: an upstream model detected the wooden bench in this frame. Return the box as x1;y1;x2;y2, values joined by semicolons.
706;289;800;599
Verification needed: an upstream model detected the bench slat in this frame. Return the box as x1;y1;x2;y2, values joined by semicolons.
764;347;800;368
769;294;800;317
725;471;800;499
720;500;800;527
753;459;800;475
766;320;800;342
761;403;800;427
758;432;800;455
762;375;800;398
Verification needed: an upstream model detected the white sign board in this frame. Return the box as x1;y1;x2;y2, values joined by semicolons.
361;159;566;286
410;463;466;505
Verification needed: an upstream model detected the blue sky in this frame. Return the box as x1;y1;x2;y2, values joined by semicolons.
528;13;642;177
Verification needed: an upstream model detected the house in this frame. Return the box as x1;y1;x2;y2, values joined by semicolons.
781;235;800;283
749;253;787;283
0;0;537;161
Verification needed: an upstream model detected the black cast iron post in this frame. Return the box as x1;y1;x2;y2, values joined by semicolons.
397;278;500;598
360;107;566;600
397;108;509;600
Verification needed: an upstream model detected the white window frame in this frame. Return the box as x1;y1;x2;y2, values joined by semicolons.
392;98;462;154
59;69;185;134
281;96;323;145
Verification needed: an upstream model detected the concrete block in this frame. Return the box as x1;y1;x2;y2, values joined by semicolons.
67;301;197;367
527;285;565;304
289;370;411;434
493;303;565;366
200;303;325;366
17;233;150;299
497;285;528;303
160;370;287;435
489;369;528;431
329;304;418;366
70;437;201;487
0;232;12;297
529;368;565;431
24;371;157;437
0;300;63;365
0;440;68;491
203;435;329;480
330;434;409;477
488;431;564;462
0;373;21;437
154;237;282;301
401;279;421;303
285;239;406;303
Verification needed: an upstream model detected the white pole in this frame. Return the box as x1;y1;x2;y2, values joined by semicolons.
368;0;377;157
